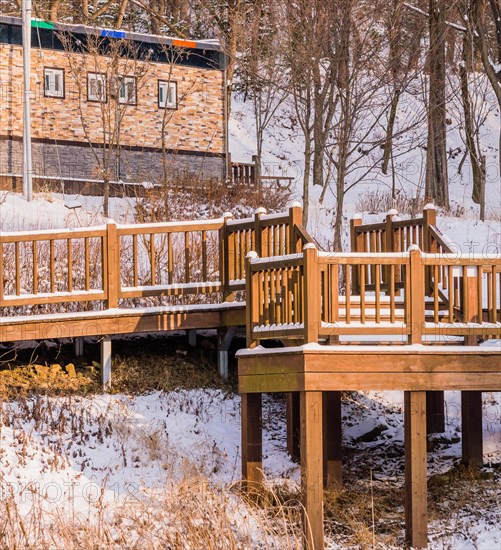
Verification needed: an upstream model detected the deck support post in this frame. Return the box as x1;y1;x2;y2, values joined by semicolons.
241;393;262;488
218;326;236;381
187;330;197;348
461;391;483;467
101;336;112;390
300;391;324;550
74;336;84;357
426;391;445;433
323;391;342;488
286;392;301;460
404;390;428;549
462;269;483;466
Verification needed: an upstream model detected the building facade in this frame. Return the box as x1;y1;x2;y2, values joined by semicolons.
0;16;228;194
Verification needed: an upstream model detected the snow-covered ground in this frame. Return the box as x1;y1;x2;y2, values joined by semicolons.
1;388;499;548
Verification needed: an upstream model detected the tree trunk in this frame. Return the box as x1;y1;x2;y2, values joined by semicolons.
103;177;110;217
425;0;449;208
303;139;312;228
489;0;501;64
459;36;486;219
382;88;400;175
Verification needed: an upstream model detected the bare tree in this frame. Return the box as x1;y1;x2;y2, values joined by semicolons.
425;0;449;208
239;0;287;163
61;32;149;215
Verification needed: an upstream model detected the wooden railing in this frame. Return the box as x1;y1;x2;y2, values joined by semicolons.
230;155;295;190
0;205;312;315
245;245;501;345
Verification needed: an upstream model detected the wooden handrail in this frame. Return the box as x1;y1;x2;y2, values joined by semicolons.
0;205;311;315
245;247;501;346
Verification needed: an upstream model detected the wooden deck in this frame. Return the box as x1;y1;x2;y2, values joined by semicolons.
0;204;308;383
238;206;501;549
1;203;500;549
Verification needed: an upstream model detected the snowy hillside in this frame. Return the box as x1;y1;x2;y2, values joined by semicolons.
229;85;501;250
1;383;499;549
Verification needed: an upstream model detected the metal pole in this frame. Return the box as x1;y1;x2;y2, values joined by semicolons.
22;0;33;201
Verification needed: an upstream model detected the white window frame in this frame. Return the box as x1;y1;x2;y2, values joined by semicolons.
87;72;107;103
44;67;64;98
118;75;137;105
158;80;177;109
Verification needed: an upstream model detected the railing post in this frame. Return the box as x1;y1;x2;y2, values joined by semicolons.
303;244;320;343
254;207;266;257
423;203;437;296
422;203;437;253
384;210;397;288
245;251;259;348
462;265;483;466
220;211;234;301
106;221;119;309
408;245;424;344
422;204;445;433
289;202;303;253
385;210;397;252
350;215;362;294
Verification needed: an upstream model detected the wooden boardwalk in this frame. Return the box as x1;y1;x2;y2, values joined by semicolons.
1;203;500;548
0;204;308;382
238;205;501;549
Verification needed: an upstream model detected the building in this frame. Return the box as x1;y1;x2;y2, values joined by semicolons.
0;15;228;194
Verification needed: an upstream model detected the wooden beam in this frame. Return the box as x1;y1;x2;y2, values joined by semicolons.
300;391;324;550
404;391;428;549
323;391;342;487
241;393;263;488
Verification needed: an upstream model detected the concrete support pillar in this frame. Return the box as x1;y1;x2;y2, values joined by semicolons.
241;393;262;487
404;391;428;549
300;391;324;550
187;329;197;348
101;336;112;390
323;391;342;488
217;327;236;381
74;336;84;357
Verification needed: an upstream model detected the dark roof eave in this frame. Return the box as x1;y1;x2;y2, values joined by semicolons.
0;15;223;53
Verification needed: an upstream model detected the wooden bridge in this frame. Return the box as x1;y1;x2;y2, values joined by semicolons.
0;203;500;548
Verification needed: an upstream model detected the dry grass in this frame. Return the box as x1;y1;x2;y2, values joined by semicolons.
0;464;302;550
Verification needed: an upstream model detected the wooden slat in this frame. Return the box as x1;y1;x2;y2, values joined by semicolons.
67;239;73;293
32;241;38;295
85;237;91;291
15;242;20;296
150;234;156;286
50;239;55;293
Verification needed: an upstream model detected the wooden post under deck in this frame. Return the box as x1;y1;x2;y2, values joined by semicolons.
287;392;301;460
241;393;263;487
323;391;342;487
300;391;324;550
426;391;445;434
405;390;428;549
462;267;483;466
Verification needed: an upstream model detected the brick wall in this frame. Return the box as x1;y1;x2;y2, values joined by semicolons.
0;41;226;187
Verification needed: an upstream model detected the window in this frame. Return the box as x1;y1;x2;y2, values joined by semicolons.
118;76;136;105
44;67;64;98
158;80;177;109
87;72;106;102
